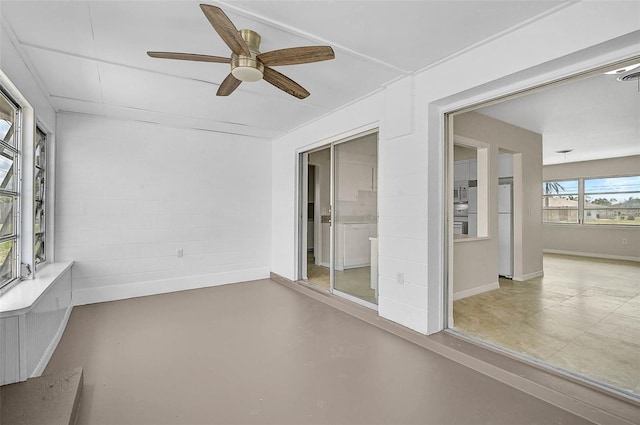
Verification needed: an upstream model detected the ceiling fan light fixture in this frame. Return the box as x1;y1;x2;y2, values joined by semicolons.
230;53;264;82
232;65;263;82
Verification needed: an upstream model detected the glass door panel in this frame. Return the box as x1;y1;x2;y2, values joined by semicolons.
333;133;378;305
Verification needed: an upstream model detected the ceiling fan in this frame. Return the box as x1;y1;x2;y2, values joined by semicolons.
147;4;335;99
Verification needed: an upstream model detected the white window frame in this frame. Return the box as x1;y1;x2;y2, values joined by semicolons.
543;176;640;227
583;174;640;226
0;89;21;291
542;179;580;224
34;126;47;266
0;70;39;295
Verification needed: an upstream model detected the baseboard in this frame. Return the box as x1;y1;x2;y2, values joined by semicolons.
453;282;500;301
73;267;271;306
544;249;640;262
31;304;73;378
513;270;544;282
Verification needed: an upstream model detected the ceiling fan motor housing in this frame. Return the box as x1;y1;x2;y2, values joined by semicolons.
231;29;264;82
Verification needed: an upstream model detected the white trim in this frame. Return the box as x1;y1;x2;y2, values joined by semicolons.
544;249;640;263
453;281;500;301
30;304;72;378
294;124;379;156
72;267;270;306
513;270;544;282
0;262;74;317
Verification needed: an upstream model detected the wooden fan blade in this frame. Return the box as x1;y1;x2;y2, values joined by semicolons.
147;51;230;63
199;4;250;57
217;73;242;96
258;46;335;66
263;67;310;99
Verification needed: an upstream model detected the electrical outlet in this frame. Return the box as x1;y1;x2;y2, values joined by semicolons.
622;238;628;245
177;249;184;258
396;272;404;285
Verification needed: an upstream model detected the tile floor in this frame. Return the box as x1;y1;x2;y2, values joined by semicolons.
453;253;640;397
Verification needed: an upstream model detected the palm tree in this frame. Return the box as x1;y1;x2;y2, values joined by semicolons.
544;182;565;207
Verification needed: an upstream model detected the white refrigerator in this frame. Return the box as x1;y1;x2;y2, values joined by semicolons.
498;182;513;278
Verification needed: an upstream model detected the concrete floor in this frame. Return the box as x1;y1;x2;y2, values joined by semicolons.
453;254;640;397
45;279;594;425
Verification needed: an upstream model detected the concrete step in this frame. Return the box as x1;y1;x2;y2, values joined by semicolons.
1;367;83;425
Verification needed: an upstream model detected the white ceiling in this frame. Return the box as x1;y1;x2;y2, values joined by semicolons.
4;1;637;165
478;68;640;165
0;0;567;140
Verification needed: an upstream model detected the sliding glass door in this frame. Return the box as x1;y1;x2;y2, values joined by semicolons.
299;131;378;307
332;133;378;306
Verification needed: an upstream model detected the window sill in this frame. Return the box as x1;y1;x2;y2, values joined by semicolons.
454;235;490;243
0;261;74;318
544;223;640;230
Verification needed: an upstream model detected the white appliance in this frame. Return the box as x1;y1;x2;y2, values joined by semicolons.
468;185;477;237
498;180;513;278
453;181;468;202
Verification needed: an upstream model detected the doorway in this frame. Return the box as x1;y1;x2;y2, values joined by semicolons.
444;56;640;398
299;130;379;308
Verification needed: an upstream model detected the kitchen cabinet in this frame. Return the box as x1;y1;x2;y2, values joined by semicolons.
498;154;513;178
469;159;477;180
321;223;330;267
343;224;371;268
357;164;375;191
337;164;359;201
337;162;376;201
454;160;469;181
468;213;477;237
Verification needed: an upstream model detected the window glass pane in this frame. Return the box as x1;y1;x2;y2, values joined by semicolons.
0;147;15;191
584;176;640;225
0;91;17;147
35;131;46;168
585;176;640;194
34;127;46;265
584;209;640;225
0;195;14;237
542;194;579;209
35;201;44;234
584;193;640;209
543;209;579;224
542;180;578;195
0;239;15;283
35;234;45;264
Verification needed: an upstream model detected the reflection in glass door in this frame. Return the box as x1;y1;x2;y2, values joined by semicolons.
333;133;378;306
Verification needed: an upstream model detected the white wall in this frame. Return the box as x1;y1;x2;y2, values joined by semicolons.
56;114;271;304
271;1;640;334
0;25;55;130
543;155;640;261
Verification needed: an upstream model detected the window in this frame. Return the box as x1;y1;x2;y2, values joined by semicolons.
542;179;579;224
543;176;640;226
35;127;46;264
584;176;640;225
0;90;20;288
